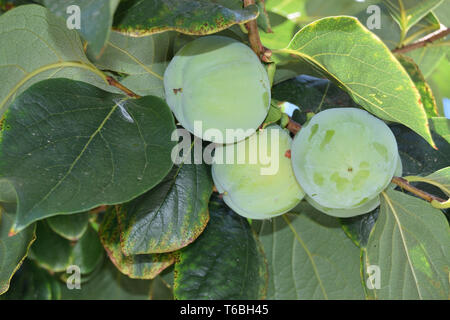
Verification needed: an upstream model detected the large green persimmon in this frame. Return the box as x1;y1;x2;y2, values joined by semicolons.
291;108;399;212
164;36;271;143
212;125;305;219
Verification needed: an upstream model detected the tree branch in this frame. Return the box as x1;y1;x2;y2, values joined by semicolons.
243;0;272;62
391;176;446;203
392;27;450;54
106;76;141;98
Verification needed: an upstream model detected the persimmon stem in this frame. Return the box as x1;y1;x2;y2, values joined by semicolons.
392;27;450;54
243;0;272;62
286;118;302;135
391;176;446;204
106;76;141;98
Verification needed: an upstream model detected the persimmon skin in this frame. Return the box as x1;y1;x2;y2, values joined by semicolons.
291;108;399;212
164;36;270;144
212;125;305;219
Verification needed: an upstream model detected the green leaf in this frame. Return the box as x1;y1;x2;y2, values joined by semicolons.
47;212;90;241
272;75;357;117
383;0;443;35
28;221;73;273
113;0;259;36
260;11;300;50
428;57;450;116
280;16;434;147
254;203;365;300
0;78;176;233
405;167;450;196
262;103;282;128
390;124;450;176
430;117;450;144
118;161;212;255
174;198;268;300
0;204;35;295
95;31;173;98
256;0;272;33
99;207;175;279
340;209;379;248
1;260;61;300
395;54;439;117
405;40;450;78
71;225;104;275
37;0;120;58
150;275;174;300
61;258;152;300
363;189;449;299
0;4;113;116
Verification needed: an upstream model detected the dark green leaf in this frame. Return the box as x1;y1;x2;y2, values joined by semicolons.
0;5;114;116
340;209;379;248
95;31;173;98
254;203;364;300
1;260;61;300
396;54;439;117
37;0;120;58
431;117;450;144
118;161;212;255
99;207;175;279
363;190;449;299
0;203;36;295
28;221;73;273
71;225;104;275
256;0;272;33
47;212;90;241
0;78;176;233
272;75;357;118
61;257;152;300
113;0;259;36
281;16;434;147
390;124;450;176
174;198;268;300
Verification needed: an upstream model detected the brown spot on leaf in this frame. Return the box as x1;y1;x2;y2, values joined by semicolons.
285;150;291;159
173;88;183;94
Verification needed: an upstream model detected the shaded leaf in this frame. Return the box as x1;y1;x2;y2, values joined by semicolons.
118;161;212;255
390;124;450;176
99;207;175;279
430;117;450;144
405;39;450;78
61;257;152;300
0;4;113;116
28;221;73;273
383;0;443;34
37;0;121;58
254;203;364;299
95;31;173;98
174;198;268;300
113;0;259;36
396;54;439;117
256;0;272;33
272;74;357;118
405;167;450;196
341;208;379;248
47;212;90;241
281;16;434;147
363;190;449;299
1;260;61;300
71;225;104;275
0;79;176;233
0;203;35;295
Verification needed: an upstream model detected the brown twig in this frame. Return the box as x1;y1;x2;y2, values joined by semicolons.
106;76;141;99
391;176;446;203
286;118;302;135
243;0;272;62
392;27;450;54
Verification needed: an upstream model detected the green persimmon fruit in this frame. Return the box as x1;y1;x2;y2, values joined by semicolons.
291;108;398;210
305;155;403;218
212;125;305;219
164;36;271;144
